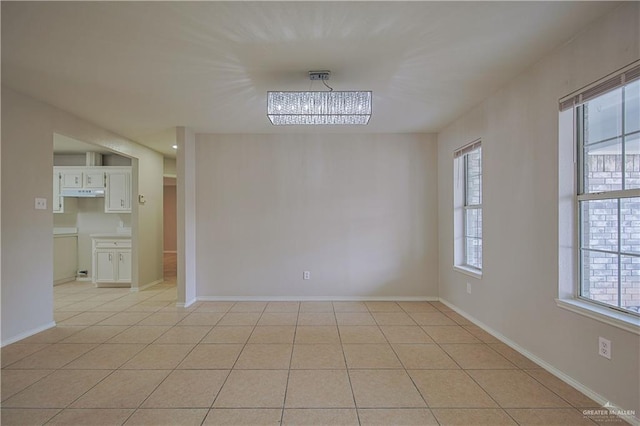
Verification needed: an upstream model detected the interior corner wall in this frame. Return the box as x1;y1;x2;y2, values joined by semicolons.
194;133;438;299
1;86;164;344
436;3;639;414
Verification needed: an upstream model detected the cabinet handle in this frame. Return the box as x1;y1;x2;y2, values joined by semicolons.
88;176;91;184
75;176;79;184
119;253;123;261
121;200;124;207
109;253;112;262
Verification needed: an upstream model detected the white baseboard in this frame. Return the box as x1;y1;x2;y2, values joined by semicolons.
131;279;164;292
176;298;197;308
53;276;76;286
1;321;56;347
196;296;438;302
439;298;639;426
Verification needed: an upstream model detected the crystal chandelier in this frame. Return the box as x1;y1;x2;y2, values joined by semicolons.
267;71;372;125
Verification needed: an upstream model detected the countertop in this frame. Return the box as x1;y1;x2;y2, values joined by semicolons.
90;233;132;239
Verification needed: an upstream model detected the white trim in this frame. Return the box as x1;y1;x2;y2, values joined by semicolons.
439;298;639;426
130;279;163;292
453;265;482;279
556;298;640;335
197;296;437;302
176;298;197;308
1;321;56;347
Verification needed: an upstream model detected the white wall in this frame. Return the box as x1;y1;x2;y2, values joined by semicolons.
1;87;164;344
437;3;639;415
194;133;438;299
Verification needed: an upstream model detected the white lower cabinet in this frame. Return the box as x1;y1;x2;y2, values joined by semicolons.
92;237;131;287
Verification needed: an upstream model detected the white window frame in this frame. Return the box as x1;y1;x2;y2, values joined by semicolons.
557;61;640;334
454;140;483;278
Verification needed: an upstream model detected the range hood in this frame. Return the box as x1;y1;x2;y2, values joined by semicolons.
61;188;105;198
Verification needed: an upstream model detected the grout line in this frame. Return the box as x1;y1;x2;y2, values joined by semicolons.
279;302;301;425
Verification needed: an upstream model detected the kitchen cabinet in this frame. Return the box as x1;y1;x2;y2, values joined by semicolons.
62;170;83;188
84;170;105;188
92;236;131;287
53;171;63;213
105;169;132;213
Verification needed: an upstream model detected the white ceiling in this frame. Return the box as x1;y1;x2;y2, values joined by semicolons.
2;1;616;157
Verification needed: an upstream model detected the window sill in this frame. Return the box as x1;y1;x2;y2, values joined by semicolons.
555;298;640;335
454;265;482;279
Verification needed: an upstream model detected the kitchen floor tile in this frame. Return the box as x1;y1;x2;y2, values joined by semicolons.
332;302;369;312
468;370;571;408
365;302;403;312
335;313;377;326
421;325;481;343
525;369;599;408
1;344;50;368
96;312;150;326
409;312;457;326
294;326;340;344
59;326;127;344
506;408;596;425
142;369;229;408
120;344;194;369
217;312;261;326
137;312;189;326
372;312;416;326
358;408;438;425
7;344;96;370
194;301;234;312
213;370;288;408
229;302;267;313
300;301;334;312
432;408;517;425
177;312;224;326
248;326;296;343
257;312;299;326
338;326;387;344
124;408;208;426
154;326;212;344
201;326;253;344
285;370;355;408
0;408;60;426
440;344;517;369
297;312;337;326
3;369;111;408
283;408;359;425
46;408;134;425
71;370;170;408
290;344;346;369
63;344;145;370
177;344;243;369
235;344;293;369
106;326;171;344
203;408;282;425
380;326;434;344
408;369;498;408
264;301;300;313
343;344;402;369
397;302;439;313
349;369;426;408
488;343;542;369
393;344;459;369
1;369;54;401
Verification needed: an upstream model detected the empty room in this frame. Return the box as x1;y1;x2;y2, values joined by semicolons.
1;2;639;425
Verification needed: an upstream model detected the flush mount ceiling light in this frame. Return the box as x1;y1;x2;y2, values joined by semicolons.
267;71;372;125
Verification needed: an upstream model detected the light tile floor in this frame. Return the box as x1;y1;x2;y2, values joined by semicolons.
1;280;618;425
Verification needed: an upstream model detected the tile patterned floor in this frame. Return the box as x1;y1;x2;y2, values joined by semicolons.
1;280;617;425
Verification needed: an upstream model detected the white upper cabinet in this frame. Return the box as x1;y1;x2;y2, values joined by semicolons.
105;169;132;213
84;170;105;188
61;170;83;188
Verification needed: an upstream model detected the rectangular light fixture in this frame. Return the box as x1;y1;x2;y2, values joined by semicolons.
267;91;372;125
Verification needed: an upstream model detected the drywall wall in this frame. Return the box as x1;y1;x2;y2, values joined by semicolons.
194;133;438;299
1;87;164;344
437;3;639;415
163;184;177;252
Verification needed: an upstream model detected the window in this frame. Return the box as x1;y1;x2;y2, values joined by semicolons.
568;65;640;316
454;140;482;275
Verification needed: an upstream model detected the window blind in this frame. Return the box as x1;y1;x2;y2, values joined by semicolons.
454;139;481;158
559;61;640;111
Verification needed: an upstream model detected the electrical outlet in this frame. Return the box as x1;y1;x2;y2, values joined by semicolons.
598;337;611;359
303;271;311;280
467;282;472;294
35;198;47;210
